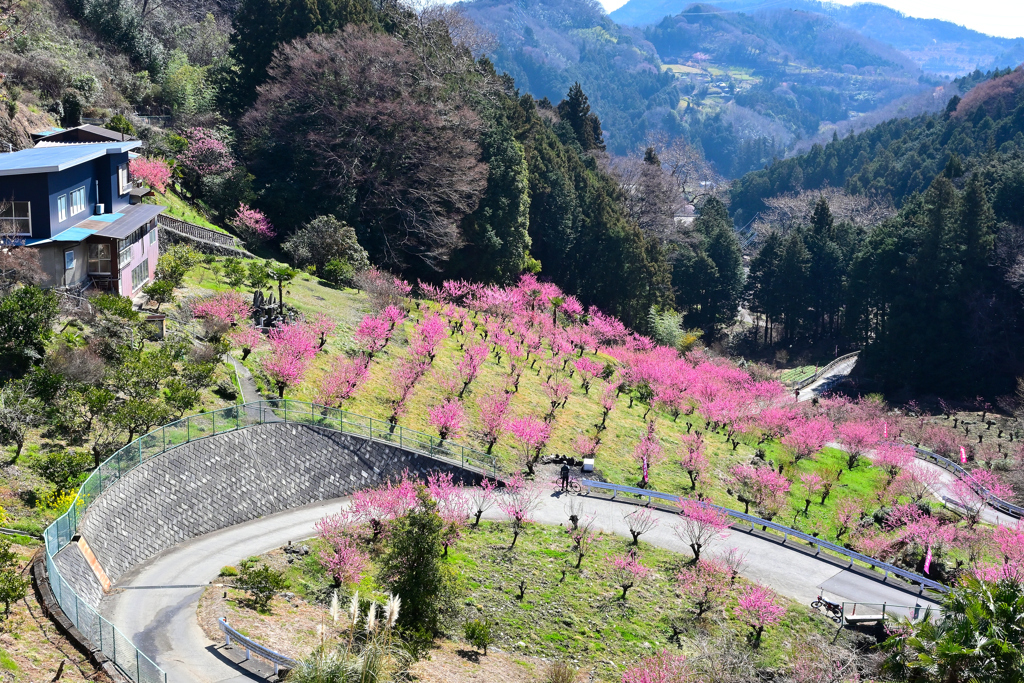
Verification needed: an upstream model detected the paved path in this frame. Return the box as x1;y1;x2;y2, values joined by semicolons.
798;355;859;402
101;490;938;683
226;355;282;423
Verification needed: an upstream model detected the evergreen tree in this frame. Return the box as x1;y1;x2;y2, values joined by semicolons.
745;231;783;344
557;83;605;152
673;197;743;334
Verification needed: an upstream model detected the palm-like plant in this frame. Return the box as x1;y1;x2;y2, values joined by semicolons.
290;593;409;683
881;577;1024;683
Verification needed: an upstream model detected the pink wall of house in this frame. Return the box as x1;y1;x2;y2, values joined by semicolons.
117;223;160;297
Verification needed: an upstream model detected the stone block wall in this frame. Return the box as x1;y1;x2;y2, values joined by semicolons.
74;423;478;604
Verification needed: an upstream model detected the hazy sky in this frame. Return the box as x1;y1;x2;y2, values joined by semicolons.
597;0;1024;40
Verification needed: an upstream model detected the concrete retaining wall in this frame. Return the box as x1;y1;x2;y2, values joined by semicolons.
73;423;475;605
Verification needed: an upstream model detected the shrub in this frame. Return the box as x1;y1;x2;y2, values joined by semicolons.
107;114;136;137
0;537;27;617
546;661;578;683
282;216;369;277
322;258;355;288
247;260;270;290
142;279;175;311
464;619;492;655
32;449;91;492
377;488;461;635
155;244;201;288
219;566;238;577
235;558;287;613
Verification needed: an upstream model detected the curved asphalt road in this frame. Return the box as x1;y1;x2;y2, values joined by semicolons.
101;489;938;683
797;355;859;402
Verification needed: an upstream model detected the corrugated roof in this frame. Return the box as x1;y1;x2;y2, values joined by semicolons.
24;226;97;246
88;204;165;239
0;142;142;176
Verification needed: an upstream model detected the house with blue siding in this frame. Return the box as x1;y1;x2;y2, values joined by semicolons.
0;142;164;297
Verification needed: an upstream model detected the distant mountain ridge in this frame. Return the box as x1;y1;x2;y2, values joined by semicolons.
460;0;934;171
610;0;1024;75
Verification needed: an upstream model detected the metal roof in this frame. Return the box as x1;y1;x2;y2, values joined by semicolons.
88;204;165;239
0;142;142;176
24;226;98;246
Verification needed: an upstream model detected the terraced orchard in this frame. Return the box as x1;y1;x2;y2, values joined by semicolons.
180;264;1023;582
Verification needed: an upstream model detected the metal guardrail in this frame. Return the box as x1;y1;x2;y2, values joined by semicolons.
792;352;860;390
580;479;948;594
43;400;502;682
218;618;297;675
913;446;1024;519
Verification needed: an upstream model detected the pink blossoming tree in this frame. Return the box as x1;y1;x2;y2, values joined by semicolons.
128;156;172;193
497;472;541;548
611;553;651;599
316;355;369;408
477;391;511;454
192;291;252;326
507;416;550;475
429;398;465;443
674;499;730;561
676;558;730;617
734;584;785;648
230;203;275;241
261;322;319;397
678;433;706;490
228;323;263;361
316;513;369;585
621;651;691;683
633;420;664;488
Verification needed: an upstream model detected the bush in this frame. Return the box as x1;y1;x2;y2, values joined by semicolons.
235;558;287;613
214;378;238;400
322;258;355;288
222;258;247;288
247;260;270;290
142;279;176;311
219;566;238;577
32;449;91;492
464;619;492;655
546;661;578;683
377;488;460;636
107;114;136;137
155;244;201;288
0;537;27;617
90;293;138;320
282;215;369;277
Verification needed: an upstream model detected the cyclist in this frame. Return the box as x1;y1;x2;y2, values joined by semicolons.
560;462;570;491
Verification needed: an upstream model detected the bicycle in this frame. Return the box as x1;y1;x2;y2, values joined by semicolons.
560;476;584;495
810;595;844;624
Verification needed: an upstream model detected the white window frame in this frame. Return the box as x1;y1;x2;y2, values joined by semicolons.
88;243;112;275
118;238;132;269
131;258;149;291
118;163;130;196
57;194;68;223
0;201;32;236
70;187;87;216
64;249;75;270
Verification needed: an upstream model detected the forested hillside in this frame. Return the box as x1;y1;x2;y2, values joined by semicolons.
457;0;934;173
737;67;1024;397
612;0;1024;77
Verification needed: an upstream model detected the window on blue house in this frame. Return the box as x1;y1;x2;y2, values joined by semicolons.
70;187;86;216
88;243;111;274
57;195;67;222
0;201;32;236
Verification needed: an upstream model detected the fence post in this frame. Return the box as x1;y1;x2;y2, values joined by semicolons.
213;411;216;435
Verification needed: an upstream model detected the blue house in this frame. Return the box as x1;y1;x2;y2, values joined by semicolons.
0;142;165;297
